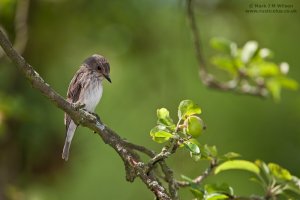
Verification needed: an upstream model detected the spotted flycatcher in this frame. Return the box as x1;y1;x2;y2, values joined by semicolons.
62;54;111;161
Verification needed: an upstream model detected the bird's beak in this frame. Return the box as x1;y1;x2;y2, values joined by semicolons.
104;74;111;83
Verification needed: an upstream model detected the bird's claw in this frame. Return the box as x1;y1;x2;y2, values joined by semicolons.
73;102;85;110
92;113;101;121
81;109;101;121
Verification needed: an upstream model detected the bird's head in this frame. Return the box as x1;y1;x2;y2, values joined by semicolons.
84;54;111;83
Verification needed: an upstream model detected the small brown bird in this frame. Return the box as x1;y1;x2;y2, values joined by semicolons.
62;54;111;161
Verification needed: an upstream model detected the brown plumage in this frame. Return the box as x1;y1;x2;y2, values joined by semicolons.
62;54;111;161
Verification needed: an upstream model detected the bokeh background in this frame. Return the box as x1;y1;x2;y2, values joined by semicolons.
0;0;299;199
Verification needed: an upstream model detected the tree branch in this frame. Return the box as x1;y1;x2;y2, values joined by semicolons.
124;141;179;200
0;29;172;200
186;0;267;97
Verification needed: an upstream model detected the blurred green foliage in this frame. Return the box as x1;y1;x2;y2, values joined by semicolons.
210;37;298;101
0;0;300;199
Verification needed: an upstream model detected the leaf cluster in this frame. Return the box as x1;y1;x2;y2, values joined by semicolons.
210;38;298;101
150;100;300;200
150;100;205;160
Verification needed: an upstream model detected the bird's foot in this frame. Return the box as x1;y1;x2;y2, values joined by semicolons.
92;112;101;121
92;113;104;133
73;102;85;110
81;109;101;121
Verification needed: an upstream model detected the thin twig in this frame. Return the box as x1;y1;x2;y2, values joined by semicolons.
186;0;207;75
176;159;217;188
124;141;179;200
14;0;30;54
160;161;179;200
124;141;156;157
147;137;181;171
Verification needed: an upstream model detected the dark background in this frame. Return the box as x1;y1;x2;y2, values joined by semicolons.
0;0;299;199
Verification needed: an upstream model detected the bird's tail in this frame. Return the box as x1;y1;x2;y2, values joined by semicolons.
62;121;77;161
62;140;71;161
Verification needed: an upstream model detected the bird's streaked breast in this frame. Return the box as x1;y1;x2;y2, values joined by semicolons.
81;78;103;112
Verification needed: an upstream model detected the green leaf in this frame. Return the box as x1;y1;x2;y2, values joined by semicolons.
181;175;204;198
247;62;280;77
266;76;298;101
215;160;260;175
278;77;299;90
241;41;258;63
210;37;237;56
190;188;204;199
258;62;280;77
266;78;281;101
255;160;272;183
249;177;263;186
157;108;175;126
189;138;201;146
292;176;300;189
182;139;201;160
268;163;292;181
181;174;194;183
178;100;201;119
205;193;229;200
200;144;218;160
204;183;234;199
150;126;173;143
204;183;233;200
205;183;234;196
184;141;200;155
222;152;241;160
211;55;237;75
284;176;300;197
281;189;300;200
190;152;201;162
208;145;218;157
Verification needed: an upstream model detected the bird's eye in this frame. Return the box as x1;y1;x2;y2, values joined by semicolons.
97;66;101;70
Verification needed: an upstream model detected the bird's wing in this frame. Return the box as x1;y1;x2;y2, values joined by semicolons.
64;68;84;131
